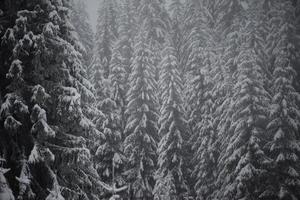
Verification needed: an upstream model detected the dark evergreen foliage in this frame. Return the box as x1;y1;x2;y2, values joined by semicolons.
0;0;300;199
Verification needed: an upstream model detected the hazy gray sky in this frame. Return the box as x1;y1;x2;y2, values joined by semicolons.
84;0;173;32
86;0;100;32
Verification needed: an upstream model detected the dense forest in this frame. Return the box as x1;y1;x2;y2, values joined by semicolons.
0;0;300;199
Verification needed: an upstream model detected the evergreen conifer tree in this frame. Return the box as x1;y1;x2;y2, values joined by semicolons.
95;0;118;78
264;1;300;199
0;1;102;199
153;38;189;200
70;0;94;66
124;26;159;199
217;45;271;200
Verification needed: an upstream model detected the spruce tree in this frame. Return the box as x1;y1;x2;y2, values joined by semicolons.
124;26;159;199
92;4;136;197
137;0;170;81
217;44;271;199
94;97;125;199
186;1;232;198
153;39;189;200
138;0;169;45
190;50;219;200
95;0;118;78
168;0;186;82
264;1;300;199
0;1;102;199
0;2;63;199
70;0;94;66
110;0;135;130
0;158;15;200
295;1;300;92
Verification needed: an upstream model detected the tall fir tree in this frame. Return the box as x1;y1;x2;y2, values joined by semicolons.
124;26;159;199
94;96;125;199
137;0;170;81
216;44;271;199
168;0;185;81
0;158;15;200
92;3;137;198
264;0;300;199
95;0;118;78
70;0;94;67
110;0;135;131
295;0;300;92
0;0;102;199
186;1;231;198
153;39;189;200
0;1;64;199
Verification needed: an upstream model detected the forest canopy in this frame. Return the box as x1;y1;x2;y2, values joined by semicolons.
0;0;300;200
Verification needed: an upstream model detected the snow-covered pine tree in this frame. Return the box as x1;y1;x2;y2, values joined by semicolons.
168;0;185;82
95;0;119;78
93;4;135;185
88;0;115;105
90;0;120;138
94;97;125;199
295;0;300;92
212;2;267;199
245;0;273;91
213;3;244;195
216;41;271;199
92;4;137;195
137;0;170;81
1;0;103;199
70;0;94;67
90;4;135;196
181;0;203;78
185;1;226;198
124;25;159;199
153;38;189;200
183;0;217;117
264;1;300;199
42;1;103;199
182;3;209;196
266;0;300;93
0;158;14;200
192;1;243;198
89;55;110;102
185;46;207;199
0;2;63;199
190;50;220;200
258;0;294;97
137;0;169;45
185;28;204;129
110;0;135;130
